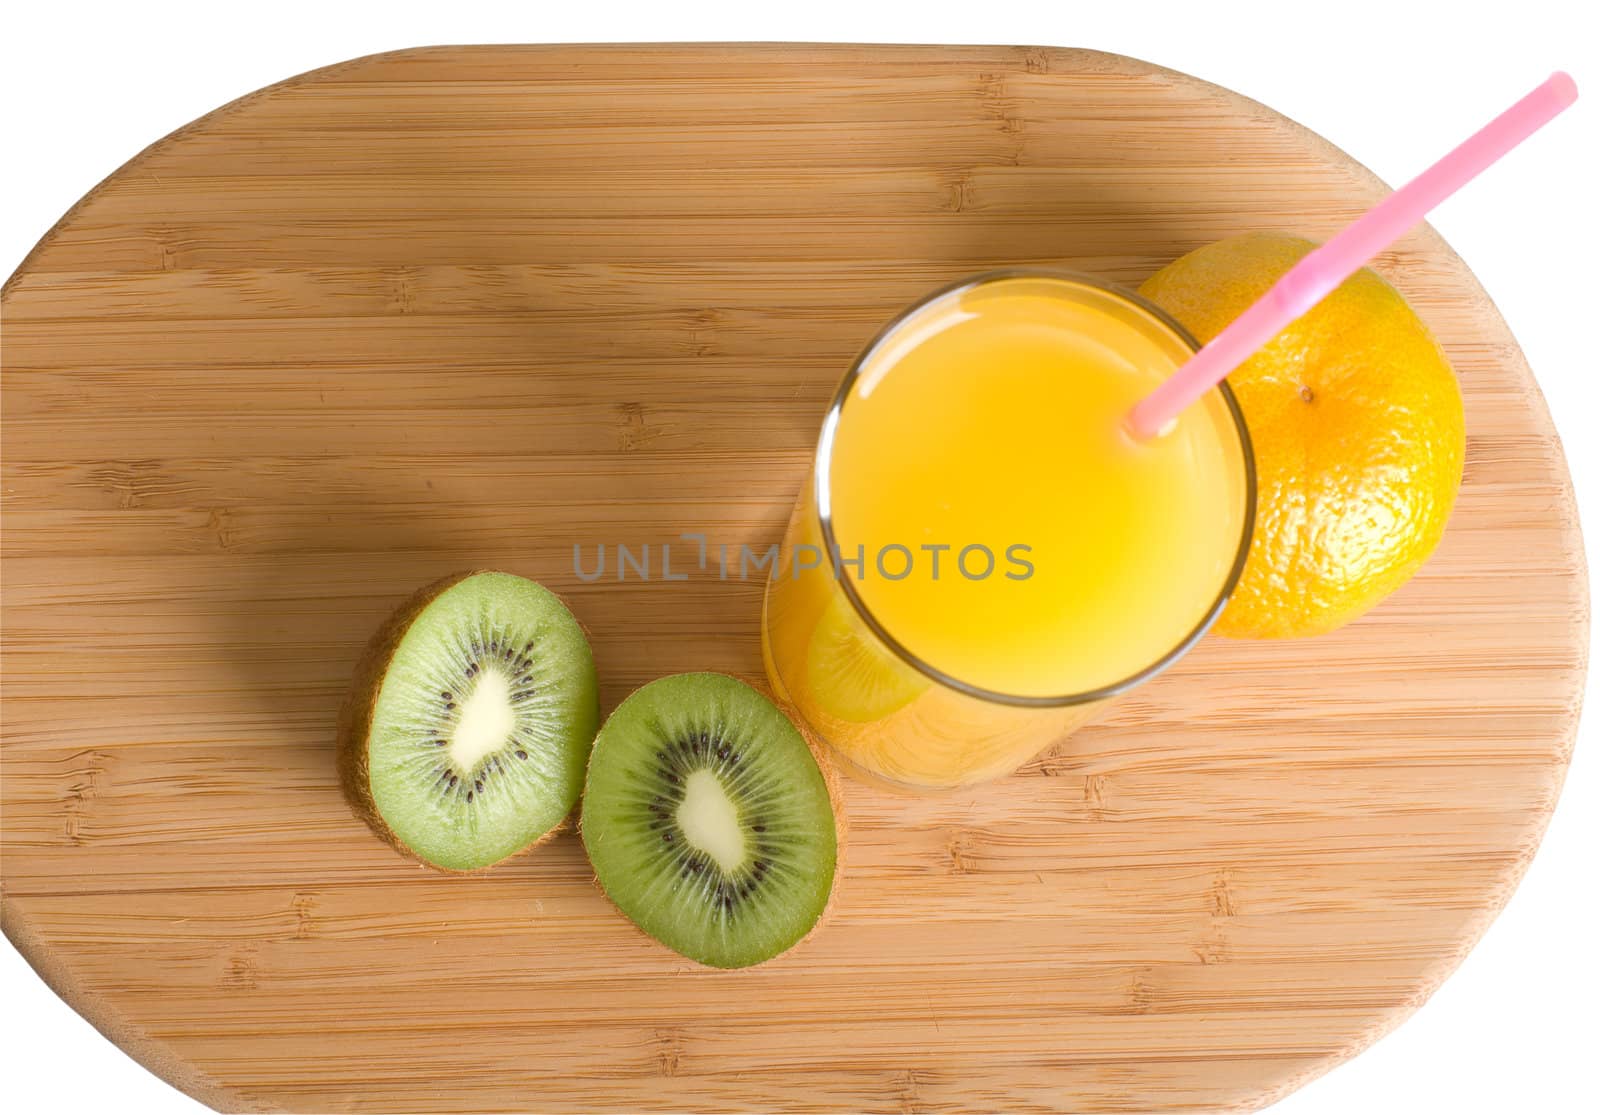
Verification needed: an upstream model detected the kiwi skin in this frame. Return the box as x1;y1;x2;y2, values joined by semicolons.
336;571;576;873
579;674;845;968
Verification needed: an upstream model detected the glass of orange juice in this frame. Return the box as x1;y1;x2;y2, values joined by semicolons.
761;271;1255;790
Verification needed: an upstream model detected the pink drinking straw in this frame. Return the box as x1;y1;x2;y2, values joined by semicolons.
1128;71;1579;439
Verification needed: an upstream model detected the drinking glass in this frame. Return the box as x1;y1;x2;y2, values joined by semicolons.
760;271;1255;790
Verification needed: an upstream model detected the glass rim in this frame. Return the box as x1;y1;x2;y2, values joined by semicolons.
812;268;1258;709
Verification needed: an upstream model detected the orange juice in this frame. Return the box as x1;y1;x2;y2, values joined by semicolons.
762;273;1253;789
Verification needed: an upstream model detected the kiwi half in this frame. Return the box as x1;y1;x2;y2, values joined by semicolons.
580;673;840;969
339;571;599;872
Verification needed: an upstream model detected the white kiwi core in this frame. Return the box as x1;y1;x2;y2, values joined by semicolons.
676;769;745;871
449;666;516;770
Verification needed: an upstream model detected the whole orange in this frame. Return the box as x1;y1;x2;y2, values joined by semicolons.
1140;232;1465;639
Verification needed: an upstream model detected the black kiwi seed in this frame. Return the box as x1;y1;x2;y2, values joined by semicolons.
448;774;458;788
621;731;778;909
474;780;484;793
466;791;474;802
752;823;765;833
515;749;527;760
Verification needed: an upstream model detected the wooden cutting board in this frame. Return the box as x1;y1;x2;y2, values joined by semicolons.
0;44;1585;1115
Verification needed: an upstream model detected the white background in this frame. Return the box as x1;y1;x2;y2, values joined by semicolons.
2;1;1596;1112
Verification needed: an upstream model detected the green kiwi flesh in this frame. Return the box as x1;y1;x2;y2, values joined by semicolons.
340;571;598;871
581;673;838;969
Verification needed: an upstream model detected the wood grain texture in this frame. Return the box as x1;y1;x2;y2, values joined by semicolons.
0;43;1585;1114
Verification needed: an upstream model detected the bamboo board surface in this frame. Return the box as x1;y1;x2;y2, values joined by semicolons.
0;43;1586;1115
